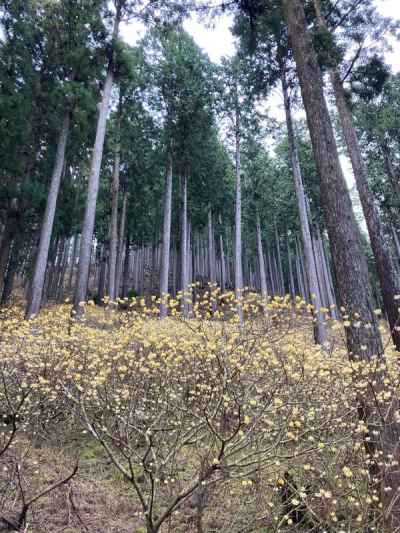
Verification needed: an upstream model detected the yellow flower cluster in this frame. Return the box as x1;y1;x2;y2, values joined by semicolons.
0;295;398;532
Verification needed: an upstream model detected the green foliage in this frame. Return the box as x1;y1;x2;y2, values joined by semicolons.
311;25;344;70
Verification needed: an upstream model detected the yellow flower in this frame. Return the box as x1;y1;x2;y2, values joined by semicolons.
342;466;353;478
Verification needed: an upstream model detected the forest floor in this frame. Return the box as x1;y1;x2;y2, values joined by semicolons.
0;296;398;532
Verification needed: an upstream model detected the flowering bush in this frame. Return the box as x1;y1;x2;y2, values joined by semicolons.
0;296;399;531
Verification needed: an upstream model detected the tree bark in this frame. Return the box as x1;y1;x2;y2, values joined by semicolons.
122;237;130;299
207;207;216;286
73;11;121;316
107;95;122;302
26;111;70;318
67;234;78;294
313;0;400;349
287;236;295;300
284;0;400;524
1;236;21;306
98;245;107;305
283;0;381;355
0;218;14;295
160;150;173;319
181;175;189;317
256;212;269;315
218;215;226;293
281;70;327;345
234;99;244;324
115;192;128;299
382;144;400;198
330;69;400;349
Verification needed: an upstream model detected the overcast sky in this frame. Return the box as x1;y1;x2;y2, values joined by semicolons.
122;0;400;68
121;0;400;230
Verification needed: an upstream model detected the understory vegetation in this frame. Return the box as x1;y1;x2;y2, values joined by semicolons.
1;294;399;532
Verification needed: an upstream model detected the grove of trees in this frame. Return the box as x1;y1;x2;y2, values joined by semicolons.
1;0;400;531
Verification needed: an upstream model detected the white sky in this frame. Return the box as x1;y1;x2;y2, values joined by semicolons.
122;0;400;67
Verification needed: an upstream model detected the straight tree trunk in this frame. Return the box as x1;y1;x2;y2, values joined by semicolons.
287;237;295;300
382;143;400;198
159;150;173;319
281;71;327;345
73;12;121;316
295;240;306;301
329;69;400;349
47;238;62;300
181;175;189;317
283;0;400;524
266;250;274;296
391;224;400;261
0;229;12;295
207;207;217;286
256;212;269;314
26;111;70;318
313;0;400;349
317;229;339;320
150;237;157;295
107;94;122;302
1;237;20;306
98;245;107;305
217;215;226;293
67;234;78;294
122;237;130;299
0;209;19;295
234;100;244;324
284;0;381;353
172;244;177;298
275;225;285;296
56;238;70;301
312;229;329;309
115;192;127;299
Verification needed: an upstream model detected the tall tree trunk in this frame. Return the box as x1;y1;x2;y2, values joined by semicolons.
295;242;306;301
67;234;78;294
0;207;19;295
283;0;400;524
73;12;121;316
26;111;70;318
56;238;70;301
207;207;216;286
281;70;327;345
0;225;13;294
160;150;173;319
98;245;107;306
187;221;193;314
382;143;400;198
122;237;130;299
1;237;21;306
234;100;244;324
150;235;157;295
287;236;295;300
115;192;127;300
181;175;189;317
218;215;226;293
284;0;381;352
391;224;400;261
313;0;400;350
172;244;177;298
330;73;400;349
107;94;122;302
275;225;285;296
317;228;339;320
207;206;217;312
256;212;269;314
